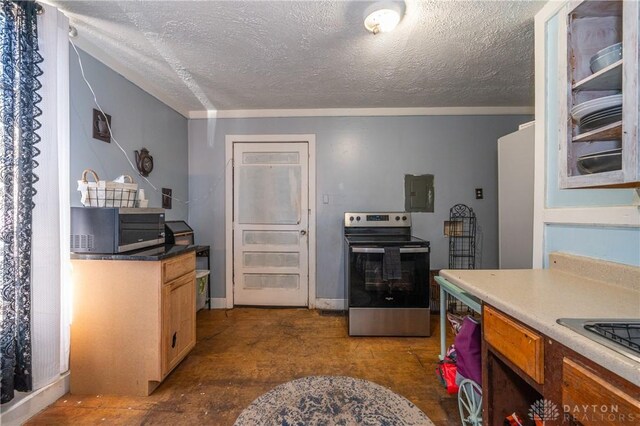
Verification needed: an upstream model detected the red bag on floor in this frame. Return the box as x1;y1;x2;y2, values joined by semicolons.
436;345;459;394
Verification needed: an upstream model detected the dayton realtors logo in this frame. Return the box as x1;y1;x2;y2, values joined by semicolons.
528;399;560;422
563;403;638;424
528;399;638;424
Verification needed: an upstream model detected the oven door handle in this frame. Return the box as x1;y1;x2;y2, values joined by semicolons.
351;247;430;254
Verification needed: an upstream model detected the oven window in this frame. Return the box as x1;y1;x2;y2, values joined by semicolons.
349;250;429;308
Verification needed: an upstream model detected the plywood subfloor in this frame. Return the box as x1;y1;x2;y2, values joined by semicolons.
27;308;459;425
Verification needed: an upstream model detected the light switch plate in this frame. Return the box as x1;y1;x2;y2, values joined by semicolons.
475;188;483;199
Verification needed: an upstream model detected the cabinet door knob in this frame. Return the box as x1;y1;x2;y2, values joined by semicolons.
172;332;177;348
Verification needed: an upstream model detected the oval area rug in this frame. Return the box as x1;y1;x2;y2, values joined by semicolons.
234;376;435;425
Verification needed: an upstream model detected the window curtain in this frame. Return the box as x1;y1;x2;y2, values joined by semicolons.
0;0;43;404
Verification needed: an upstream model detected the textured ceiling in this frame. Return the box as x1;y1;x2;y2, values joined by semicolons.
52;0;545;116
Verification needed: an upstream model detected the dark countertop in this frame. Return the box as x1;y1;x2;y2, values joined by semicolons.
71;244;207;261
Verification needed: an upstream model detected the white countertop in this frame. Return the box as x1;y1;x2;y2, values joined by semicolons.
439;267;640;386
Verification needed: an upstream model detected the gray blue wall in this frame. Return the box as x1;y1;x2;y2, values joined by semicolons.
69;47;188;220
188;115;532;300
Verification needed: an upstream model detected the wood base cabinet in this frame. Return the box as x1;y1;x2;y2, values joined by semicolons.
482;305;640;425
562;358;640;425
482;305;545;424
162;270;196;375
70;251;196;396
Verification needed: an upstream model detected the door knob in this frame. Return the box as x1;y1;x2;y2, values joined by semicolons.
300;230;307;236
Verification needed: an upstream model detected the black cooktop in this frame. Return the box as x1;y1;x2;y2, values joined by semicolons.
345;235;429;245
585;322;640;354
557;318;640;363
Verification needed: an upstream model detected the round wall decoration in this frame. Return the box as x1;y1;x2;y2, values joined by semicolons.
135;148;154;177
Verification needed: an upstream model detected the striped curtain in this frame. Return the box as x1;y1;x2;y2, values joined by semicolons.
0;0;43;404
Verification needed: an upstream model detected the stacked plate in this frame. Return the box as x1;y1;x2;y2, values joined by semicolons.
590;42;622;74
579;105;622;132
577;148;622;175
571;94;622;121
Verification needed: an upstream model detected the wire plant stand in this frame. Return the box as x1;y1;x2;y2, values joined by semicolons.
448;204;476;269
446;204;477;315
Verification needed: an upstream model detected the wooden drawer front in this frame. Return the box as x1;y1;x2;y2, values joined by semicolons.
483;305;544;384
562;358;640;426
163;251;195;283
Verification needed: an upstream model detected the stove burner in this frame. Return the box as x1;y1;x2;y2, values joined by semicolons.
584;322;640;354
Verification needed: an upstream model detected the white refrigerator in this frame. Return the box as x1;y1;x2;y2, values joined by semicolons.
498;124;535;269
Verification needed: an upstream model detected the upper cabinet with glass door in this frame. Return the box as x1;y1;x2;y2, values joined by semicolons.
558;0;639;188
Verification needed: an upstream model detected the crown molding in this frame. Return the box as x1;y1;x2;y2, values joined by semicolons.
188;106;534;119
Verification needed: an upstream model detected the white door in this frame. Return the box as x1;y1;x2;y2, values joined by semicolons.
233;142;309;306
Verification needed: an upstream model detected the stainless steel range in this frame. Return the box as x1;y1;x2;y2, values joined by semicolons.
344;212;431;336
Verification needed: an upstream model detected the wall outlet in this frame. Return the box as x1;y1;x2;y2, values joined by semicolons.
475;188;483;199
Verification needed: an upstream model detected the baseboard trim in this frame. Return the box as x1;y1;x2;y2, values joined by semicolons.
0;372;69;426
208;297;227;309
315;298;347;310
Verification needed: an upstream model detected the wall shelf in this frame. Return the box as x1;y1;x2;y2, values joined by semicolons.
572;121;622;142
558;0;639;189
573;59;622;91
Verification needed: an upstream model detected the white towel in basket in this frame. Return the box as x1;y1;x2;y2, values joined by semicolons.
77;169;138;207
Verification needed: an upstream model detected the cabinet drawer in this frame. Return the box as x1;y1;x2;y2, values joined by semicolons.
163;251;195;283
483;305;544;384
562;358;640;425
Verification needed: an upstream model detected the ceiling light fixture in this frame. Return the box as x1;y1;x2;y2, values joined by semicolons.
364;1;405;35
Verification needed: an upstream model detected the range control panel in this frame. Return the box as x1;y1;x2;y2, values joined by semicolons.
344;212;411;227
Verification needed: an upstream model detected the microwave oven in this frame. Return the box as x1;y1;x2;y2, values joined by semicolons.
70;207;165;253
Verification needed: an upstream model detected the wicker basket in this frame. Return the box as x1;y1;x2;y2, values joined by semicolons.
77;169;138;207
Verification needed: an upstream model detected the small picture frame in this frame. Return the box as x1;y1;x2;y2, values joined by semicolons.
162;188;172;209
92;109;112;143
